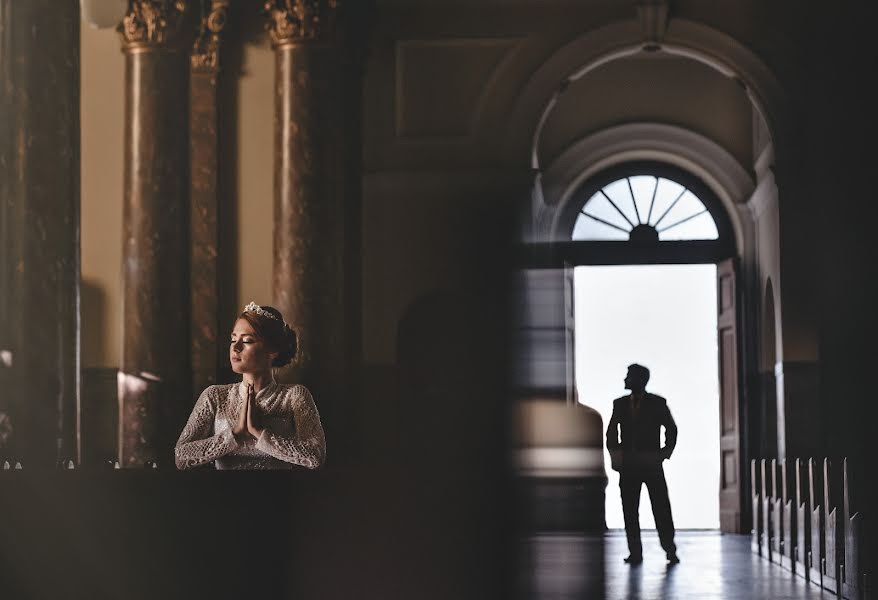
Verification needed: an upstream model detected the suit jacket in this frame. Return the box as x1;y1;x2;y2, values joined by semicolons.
606;392;677;471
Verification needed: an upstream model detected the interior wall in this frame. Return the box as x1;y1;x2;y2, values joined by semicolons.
229;40;273;326
80;21;123;369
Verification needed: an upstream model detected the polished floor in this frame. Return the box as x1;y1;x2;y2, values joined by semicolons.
520;530;829;599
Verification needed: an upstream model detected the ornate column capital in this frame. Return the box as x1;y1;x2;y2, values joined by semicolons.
263;0;340;48
191;0;230;72
118;0;189;53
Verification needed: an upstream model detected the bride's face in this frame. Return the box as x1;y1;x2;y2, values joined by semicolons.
229;318;277;374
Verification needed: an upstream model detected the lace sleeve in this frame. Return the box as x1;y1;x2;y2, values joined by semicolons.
174;386;240;470
254;385;326;469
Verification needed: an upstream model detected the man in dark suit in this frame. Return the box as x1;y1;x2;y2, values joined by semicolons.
606;363;679;565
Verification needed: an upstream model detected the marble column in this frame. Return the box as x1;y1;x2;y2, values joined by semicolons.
190;0;228;396
264;0;353;457
0;0;80;467
117;0;191;467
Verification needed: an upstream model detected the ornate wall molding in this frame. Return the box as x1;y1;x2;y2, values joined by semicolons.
263;0;340;48
191;0;229;72
118;0;188;51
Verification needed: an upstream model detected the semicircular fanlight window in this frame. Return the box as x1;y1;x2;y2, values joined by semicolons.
572;175;719;242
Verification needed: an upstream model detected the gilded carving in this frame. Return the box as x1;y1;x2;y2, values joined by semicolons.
118;0;188;50
191;0;230;72
263;0;340;47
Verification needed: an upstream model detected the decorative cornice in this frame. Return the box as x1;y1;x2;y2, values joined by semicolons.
263;0;340;48
118;0;188;52
191;0;229;72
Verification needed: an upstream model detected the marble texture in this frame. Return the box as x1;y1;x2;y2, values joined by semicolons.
270;38;355;461
190;68;220;396
0;0;80;466
119;31;191;468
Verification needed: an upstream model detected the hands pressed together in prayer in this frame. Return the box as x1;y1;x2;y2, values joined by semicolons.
232;383;265;443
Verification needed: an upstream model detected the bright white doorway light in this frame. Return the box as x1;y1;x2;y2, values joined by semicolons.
574;264;720;530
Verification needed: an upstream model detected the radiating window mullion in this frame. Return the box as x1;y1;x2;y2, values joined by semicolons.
656;208;709;233
646;176;659;225
627;177;642;225
581;210;631;233
599;189;635;229
652;187;688;228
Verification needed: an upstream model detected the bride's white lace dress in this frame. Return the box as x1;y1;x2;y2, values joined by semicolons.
174;381;326;470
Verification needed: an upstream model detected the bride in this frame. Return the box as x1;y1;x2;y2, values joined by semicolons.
175;302;326;470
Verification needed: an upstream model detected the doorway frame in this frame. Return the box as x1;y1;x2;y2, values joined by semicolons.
520;159;754;533
504;21;788;536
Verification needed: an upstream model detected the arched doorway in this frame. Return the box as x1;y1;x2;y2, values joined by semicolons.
557;161;744;532
503;18;787;539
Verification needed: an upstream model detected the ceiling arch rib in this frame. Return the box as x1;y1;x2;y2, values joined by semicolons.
502;18;788;171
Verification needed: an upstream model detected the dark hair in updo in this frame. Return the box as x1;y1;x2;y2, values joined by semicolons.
237;305;297;368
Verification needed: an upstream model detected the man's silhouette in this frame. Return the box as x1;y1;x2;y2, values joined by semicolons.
606;364;679;565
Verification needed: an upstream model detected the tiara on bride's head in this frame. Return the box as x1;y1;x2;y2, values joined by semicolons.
243;302;287;327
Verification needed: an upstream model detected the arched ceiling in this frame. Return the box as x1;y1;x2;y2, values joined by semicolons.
537;51;754;172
